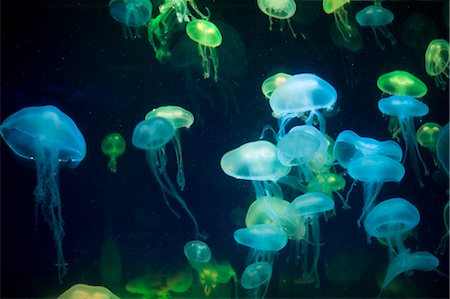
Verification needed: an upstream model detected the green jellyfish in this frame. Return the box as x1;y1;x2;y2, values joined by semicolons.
196;260;238;297
323;0;351;41
307;172;346;209
186;19;222;81
261;72;291;99
57;283;120;299
257;0;297;38
416;122;441;166
101;133;126;173
425;39;450;90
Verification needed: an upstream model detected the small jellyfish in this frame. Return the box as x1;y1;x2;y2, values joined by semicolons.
436;123;449;176
109;0;153;39
241;262;273;299
261;72;292;99
101;133;126;173
355;5;396;50
425;39;450;90
257;0;297;38
416;122;441;166
186;19;222;81
323;0;351;41
184;240;212;271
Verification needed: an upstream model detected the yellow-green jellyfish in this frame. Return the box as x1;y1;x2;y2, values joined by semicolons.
57;283;120;299
416;122;441;166
377;70;428;98
261;72;291;99
101;133;126;173
323;0;351;41
257;0;297;38
186;19;222;81
425;39;450;90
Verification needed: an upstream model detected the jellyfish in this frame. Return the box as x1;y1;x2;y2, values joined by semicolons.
322;0;351;41
101;133;126;173
378;95;430;187
425;39;449;90
400;13;438;50
109;0;152;39
377;70;428;98
0;105;86;282
194;260;238;297
436;200;449;255
57;283;120;299
257;0;297;38
132;114;205;239
261;72;292;99
364;198;439;293
161;0;210;24
184;240;212;271
307;171;346;209
290;192;335;287
355;5;396;50
416;122;441;166
436;123;449;176
240;262;273;299
269;73;337;135
186;19;222;81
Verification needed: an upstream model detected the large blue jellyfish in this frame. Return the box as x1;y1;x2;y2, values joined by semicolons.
378;95;430;187
109;0;153;38
355;5;396;49
132;115;205;239
0;105;86;282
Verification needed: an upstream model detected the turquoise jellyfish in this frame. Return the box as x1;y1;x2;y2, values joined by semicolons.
378;95;430;187
109;0;153;39
0;105;86;282
241;262;273;299
436;123;449;176
355;5;396;50
132;115;205;239
269;73;337;135
364;198;439;293
347;154;405;226
184;240;212;271
290;192;335;288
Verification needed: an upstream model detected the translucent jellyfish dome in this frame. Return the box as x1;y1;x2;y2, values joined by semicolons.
261;72;292;99
145;105;194;129
109;0;153;38
355;5;396;49
132;116;175;150
234;224;288;251
377;70;428;97
241;261;273;290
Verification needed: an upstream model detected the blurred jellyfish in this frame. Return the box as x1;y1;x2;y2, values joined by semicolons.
132;114;205;239
400;13;437;50
257;0;297;38
109;0;152;39
425;39;449;90
355;5;396;50
101;133;126;173
290;192;335;287
193;259;238;297
261;72;292;99
378;95;430;187
241;262;273;299
161;0;210;24
416;122;441;166
57;283;120;299
436;123;449;176
307;171;346;209
323;0;351;41
269;73;337;135
186;19;222;81
435;200;449;255
0;105;86;282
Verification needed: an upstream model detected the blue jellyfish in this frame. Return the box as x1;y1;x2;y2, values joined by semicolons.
378;95;430;187
132;116;205;239
290;192;335;288
364;198;439;293
241;261;273;299
269;73;337;135
347;154;405;226
355;5;396;49
109;0;153;39
0;105;86;282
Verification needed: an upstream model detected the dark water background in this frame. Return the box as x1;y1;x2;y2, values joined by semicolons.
1;0;449;298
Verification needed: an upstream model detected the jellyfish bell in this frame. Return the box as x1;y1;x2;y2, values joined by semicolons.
416;122;442;150
377;70;428;98
257;0;297;37
145;105;194;129
261;72;292;99
323;0;351;41
109;0;153;39
234;224;288;252
57;283;120;299
101;133;126;173
355;5;396;49
184;240;212;271
132;117;175;150
425;39;450;90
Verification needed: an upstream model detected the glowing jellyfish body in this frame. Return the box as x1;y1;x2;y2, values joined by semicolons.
257;0;297;37
269;73;337;135
355;5;396;50
425;39;450;89
377;70;428;98
132;116;204;239
57;283;120;299
234;224;288;252
323;0;351;41
184;240;212;271
195;260;238;296
378;95;430;187
291;192;335;287
347;154;405;226
109;0;152;39
436;123;449;176
261;72;292;99
186;19;222;81
163;0;210;24
416;122;441;166
241;262;273;299
101;133;126;173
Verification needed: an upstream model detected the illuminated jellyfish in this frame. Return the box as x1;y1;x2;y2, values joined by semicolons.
241;262;273;299
0;105;86;282
355;5;396;50
277;125;329;182
132;116;205;239
364;198;439;293
290;192;335;288
194;260;238;297
307;172;346;208
101;133;126;173
109;0;152;39
257;0;297;38
377;70;428;98
425;39;450;90
378;95;430;187
261;72;291;99
436;123;449;175
184;240;212;270
329;17;362;51
57;283;120;299
347;154;405;226
269;73;337;135
322;0;351;41
186;19;222;81
416;122;441;166
161;0;210;24
145;105;194;191
436;200;449;255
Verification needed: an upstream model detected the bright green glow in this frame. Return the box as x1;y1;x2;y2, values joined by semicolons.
195;260;238;297
147;5;175;63
261;72;291;99
377;70;428;97
323;0;349;14
425;39;450;89
323;0;351;43
257;0;296;19
416;122;442;149
307;172;346;197
145;105;194;129
101;133;126;173
57;283;120;299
